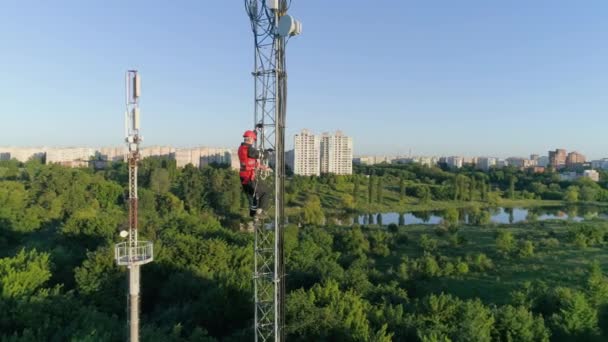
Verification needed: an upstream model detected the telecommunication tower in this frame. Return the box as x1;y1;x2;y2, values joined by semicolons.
114;70;154;342
244;1;301;341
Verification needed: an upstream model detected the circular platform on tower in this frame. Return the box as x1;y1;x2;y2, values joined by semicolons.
115;241;154;266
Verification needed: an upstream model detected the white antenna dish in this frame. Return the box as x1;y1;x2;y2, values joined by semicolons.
120;230;129;238
278;15;302;37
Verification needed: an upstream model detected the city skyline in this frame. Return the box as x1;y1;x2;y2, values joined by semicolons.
0;139;601;161
1;1;607;158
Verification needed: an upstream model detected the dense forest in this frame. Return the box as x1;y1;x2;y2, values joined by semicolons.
1;158;608;341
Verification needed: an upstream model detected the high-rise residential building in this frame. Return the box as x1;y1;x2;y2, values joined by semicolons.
566;151;586;167
477;157;497;171
548;149;567;169
294;129;321;176
446;156;464;169
320;131;353;175
530;154;540;161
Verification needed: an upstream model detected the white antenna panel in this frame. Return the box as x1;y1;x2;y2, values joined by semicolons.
133;108;140;130
133;74;141;98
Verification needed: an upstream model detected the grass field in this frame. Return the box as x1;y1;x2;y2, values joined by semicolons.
286;179;577;215
366;219;608;306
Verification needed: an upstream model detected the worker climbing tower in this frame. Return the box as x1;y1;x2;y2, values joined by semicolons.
245;1;301;341
114;70;154;342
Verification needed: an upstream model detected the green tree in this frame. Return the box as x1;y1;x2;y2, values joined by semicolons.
580;186;598;202
419;234;438;253
74;247;124;314
443;208;459;227
368;175;373;204
399;178;406;201
377;177;383;204
492;305;550;342
565;186;580;203
174;164;205;212
417;185;431;204
286;280;375;341
0;249;51;298
518;240;535;258
549;288;600;341
508;176;517;199
150;168;171;194
496;231;515;256
587;261;608;307
303;195;325;225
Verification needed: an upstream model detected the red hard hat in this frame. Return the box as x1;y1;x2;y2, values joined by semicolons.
243;130;257;140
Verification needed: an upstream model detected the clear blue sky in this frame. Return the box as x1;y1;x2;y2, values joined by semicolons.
1;0;607;158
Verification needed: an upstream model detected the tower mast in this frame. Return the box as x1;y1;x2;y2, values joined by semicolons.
244;1;301;341
115;70;154;342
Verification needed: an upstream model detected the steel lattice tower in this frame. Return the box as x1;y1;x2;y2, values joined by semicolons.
244;1;301;341
115;70;154;342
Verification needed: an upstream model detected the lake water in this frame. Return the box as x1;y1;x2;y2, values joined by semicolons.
334;206;608;226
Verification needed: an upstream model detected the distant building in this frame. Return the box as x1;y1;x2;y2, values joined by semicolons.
583;170;600;182
392;157;414;165
175;147;235;169
532;166;546;173
320;131;353;175
477;157;497;171
566;151;586;167
463;157;477;165
507;157;536;169
559;172;578;182
294;129;321;176
549;149;567;169
537;156;549;167
96;146;126;162
506;157;525;168
413;156;438;167
0;147;47;163
559;170;600;182
446;156;464;169
591;159;608;170
354;155;394;165
46;147;95;167
200;148;236;168
530;154;540;161
0;152;10;161
140;146;175;159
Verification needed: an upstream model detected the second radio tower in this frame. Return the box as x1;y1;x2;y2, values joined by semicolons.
115;70;154;342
